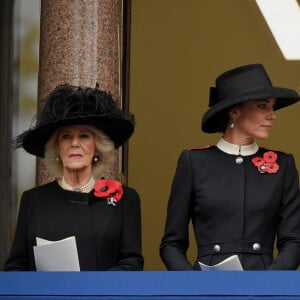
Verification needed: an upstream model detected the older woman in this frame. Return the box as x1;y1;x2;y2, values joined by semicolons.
160;63;300;270
4;83;144;271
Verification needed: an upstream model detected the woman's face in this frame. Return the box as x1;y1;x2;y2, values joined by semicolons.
57;125;96;173
230;98;277;141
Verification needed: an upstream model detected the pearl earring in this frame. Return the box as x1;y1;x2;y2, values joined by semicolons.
93;156;99;163
230;123;234;129
55;156;60;161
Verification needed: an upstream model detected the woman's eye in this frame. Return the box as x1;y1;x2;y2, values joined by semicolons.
258;103;266;109
61;134;71;139
80;133;91;139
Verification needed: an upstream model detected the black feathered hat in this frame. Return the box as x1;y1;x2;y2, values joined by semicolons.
14;83;135;157
201;64;300;133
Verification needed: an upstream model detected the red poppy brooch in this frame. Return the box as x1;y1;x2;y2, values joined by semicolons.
94;179;124;206
251;151;279;174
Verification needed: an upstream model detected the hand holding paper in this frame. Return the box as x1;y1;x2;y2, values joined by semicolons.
198;255;243;271
33;236;80;271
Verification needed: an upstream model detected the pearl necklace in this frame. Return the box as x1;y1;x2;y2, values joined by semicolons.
61;176;95;193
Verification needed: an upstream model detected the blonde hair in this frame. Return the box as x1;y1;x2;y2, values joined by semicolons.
44;125;116;179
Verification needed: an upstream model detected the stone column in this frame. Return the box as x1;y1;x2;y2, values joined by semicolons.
37;0;128;185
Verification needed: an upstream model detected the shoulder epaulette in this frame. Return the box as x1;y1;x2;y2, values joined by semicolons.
188;145;215;151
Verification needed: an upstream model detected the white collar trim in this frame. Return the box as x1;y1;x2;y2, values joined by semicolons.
216;138;259;156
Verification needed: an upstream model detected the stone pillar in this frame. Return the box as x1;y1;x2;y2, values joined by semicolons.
37;0;128;185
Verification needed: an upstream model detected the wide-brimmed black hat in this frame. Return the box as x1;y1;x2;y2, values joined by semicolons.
201;63;300;133
13;83;135;157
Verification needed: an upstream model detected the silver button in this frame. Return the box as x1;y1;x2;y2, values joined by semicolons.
235;156;244;164
253;243;261;251
213;244;221;252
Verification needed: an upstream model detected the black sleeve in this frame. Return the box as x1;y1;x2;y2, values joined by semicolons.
268;154;300;270
160;150;194;270
109;187;144;270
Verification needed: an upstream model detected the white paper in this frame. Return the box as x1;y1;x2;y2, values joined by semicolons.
33;236;80;271
198;255;243;271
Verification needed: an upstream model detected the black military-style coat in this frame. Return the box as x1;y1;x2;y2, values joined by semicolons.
160;145;300;270
4;181;144;271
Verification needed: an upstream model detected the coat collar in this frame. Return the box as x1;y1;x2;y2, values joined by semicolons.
217;138;259;156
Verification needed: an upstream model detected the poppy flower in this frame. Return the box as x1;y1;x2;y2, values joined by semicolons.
252;157;265;167
263;151;278;163
94;179;123;206
252;151;279;174
267;162;279;174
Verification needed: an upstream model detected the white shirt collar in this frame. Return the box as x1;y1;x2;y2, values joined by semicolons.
216;138;259;156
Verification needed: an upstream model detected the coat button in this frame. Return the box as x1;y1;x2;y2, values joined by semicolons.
213;244;221;252
235;156;244;164
253;243;261;251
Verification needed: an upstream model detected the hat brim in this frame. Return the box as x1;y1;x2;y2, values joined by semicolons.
22;115;134;157
201;86;300;133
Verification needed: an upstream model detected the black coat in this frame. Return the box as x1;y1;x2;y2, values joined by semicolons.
4;181;144;271
160;146;300;270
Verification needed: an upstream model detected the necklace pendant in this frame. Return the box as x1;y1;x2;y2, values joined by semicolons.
235;156;244;164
